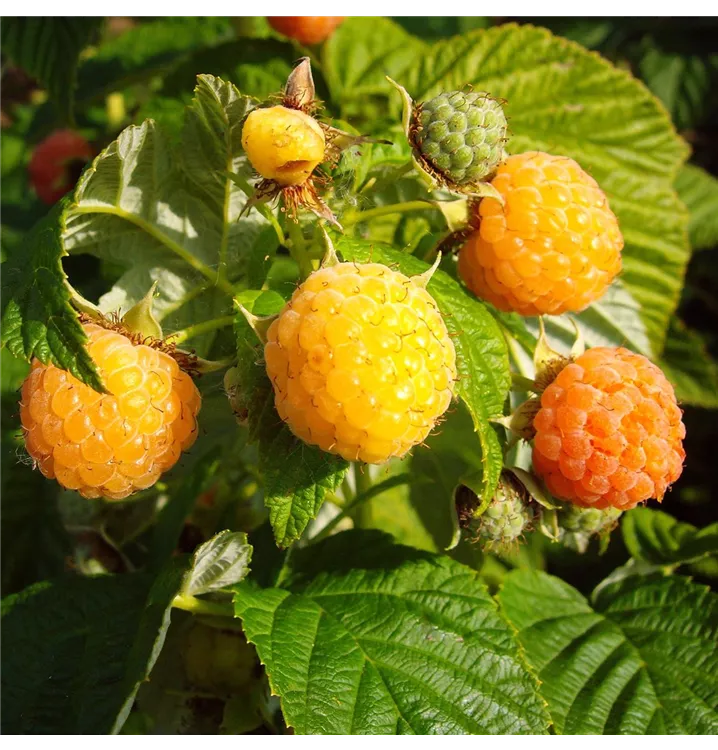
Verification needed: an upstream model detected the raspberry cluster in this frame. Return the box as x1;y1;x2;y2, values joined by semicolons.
264;262;457;464
532;347;685;510
20;323;201;500
459;151;623;316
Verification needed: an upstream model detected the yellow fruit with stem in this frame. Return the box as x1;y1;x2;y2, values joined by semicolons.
241;105;326;186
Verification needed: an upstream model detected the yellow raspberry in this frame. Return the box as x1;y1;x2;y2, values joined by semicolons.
264;262;457;464
532;347;685;511
183;622;258;695
458;151;623;316
19;322;201;501
241;105;325;186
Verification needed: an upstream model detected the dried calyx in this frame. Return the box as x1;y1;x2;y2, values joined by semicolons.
241;58;389;230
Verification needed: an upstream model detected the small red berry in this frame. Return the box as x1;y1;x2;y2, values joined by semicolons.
28;130;93;205
268;16;345;45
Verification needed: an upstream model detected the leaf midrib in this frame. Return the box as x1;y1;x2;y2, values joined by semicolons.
70;204;234;296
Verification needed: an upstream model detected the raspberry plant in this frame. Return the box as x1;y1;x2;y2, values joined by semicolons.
2;16;718;736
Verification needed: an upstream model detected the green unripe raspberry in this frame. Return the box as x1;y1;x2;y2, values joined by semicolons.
415;90;507;185
556;504;622;553
183;622;258;696
474;476;534;549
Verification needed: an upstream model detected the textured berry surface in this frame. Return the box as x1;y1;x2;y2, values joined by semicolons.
20;323;201;500
241;106;325;186
267;16;345;45
556;503;622;552
264;262;457;464
416;91;507;185
474;475;534;548
29;129;92;205
184;623;258;695
458;151;623;316
532;347;685;510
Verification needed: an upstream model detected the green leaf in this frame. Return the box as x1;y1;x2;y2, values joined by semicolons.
400;23;690;352
337;237;510;503
392;17;492;41
183;530;252;595
149;452;221;569
262;433;349;548
235;530;549;734
63;74;264;359
27;17;234;138
247;226;281;289
541;279;652;356
1;18;100;122
675;163;718;251
328;464;439;552
637;42;718;130
1;559;187;734
520;18;618;49
622;507;718;566
409;402;486;550
498;569;718;734
233;298;349;547
659;317;718;408
1;201;103;391
1;354;70;596
322;18;426;123
161;37;296;102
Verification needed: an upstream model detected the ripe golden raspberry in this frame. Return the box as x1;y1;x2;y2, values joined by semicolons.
532;347;685;510
241;106;325;186
458;151;623;316
19;323;201;500
264;262;457;464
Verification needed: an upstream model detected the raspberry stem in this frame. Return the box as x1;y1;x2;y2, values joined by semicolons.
169;315;235;345
172;592;235;618
312;472;413;544
71;204;236;297
286;218;314;279
344;200;440;227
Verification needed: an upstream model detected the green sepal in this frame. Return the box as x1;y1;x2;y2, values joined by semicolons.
121;282;163;339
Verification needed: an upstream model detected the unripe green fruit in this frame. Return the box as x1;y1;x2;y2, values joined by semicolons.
556;503;622;553
471;476;534;549
183;622;258;696
415;91;507;185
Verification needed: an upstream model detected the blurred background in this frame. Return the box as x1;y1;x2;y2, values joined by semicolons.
2;17;717;597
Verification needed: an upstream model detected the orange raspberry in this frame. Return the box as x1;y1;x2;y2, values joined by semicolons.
458;151;623;316
264;262;457;464
19;323;201;500
268;17;345;45
532;347;685;510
